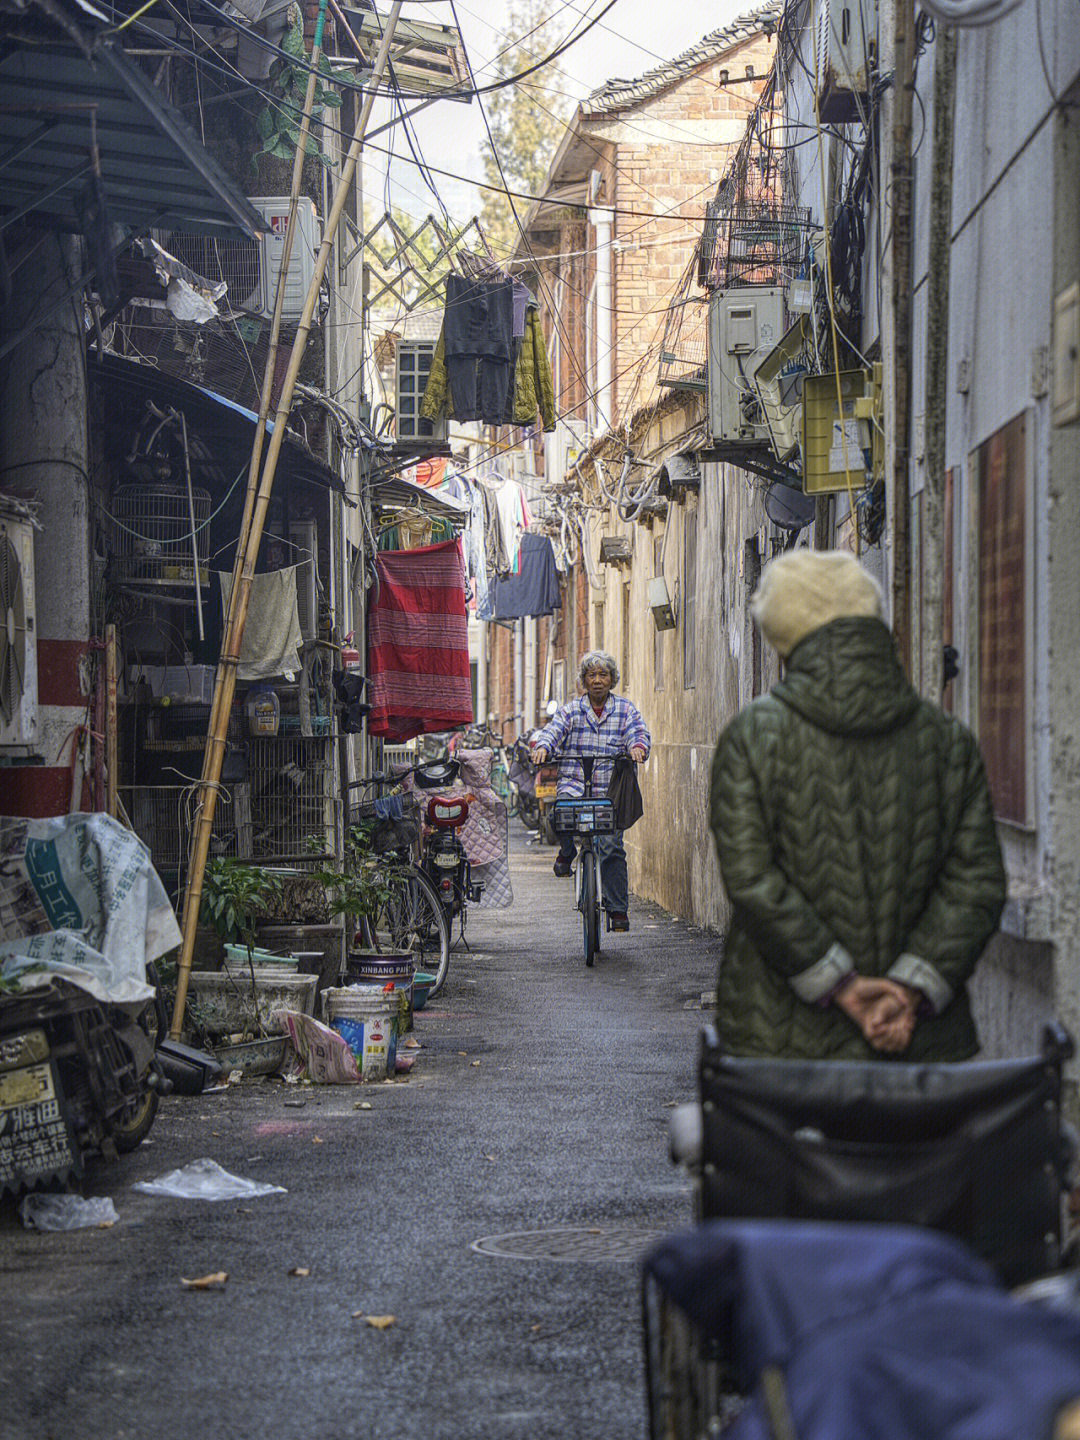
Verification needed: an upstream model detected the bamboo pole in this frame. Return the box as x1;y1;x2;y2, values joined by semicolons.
170;0;405;1037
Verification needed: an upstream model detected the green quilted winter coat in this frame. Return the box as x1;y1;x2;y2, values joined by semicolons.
709;615;1006;1061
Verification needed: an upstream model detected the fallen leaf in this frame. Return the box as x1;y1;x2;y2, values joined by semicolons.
96;1220;115;1229
458;1051;468;1057
364;1315;396;1330
211;1131;221;1137
289;1267;310;1277
351;1310;365;1318
531;1323;542;1332
471;1060;481;1068
354;1101;373;1111
403;1037;421;1049
181;1271;228;1290
312;1136;324;1144
484;1154;496;1163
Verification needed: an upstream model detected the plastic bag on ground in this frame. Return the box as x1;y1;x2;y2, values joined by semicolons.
278;1009;361;1084
20;1193;119;1231
132;1157;286;1201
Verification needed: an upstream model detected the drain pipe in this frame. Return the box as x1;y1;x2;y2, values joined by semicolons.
588;206;615;434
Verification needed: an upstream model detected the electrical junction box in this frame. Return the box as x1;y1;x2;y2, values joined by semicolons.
816;0;877;124
802;369;873;495
707;288;786;445
648;577;677;632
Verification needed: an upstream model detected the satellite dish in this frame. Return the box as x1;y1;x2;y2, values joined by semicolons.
764;481;816;533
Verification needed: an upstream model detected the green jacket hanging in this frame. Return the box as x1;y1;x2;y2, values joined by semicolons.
420;308;556;432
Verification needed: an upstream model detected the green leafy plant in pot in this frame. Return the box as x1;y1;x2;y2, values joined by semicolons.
199;860;286;1037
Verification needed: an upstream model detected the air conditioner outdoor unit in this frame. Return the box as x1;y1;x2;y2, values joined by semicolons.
162;197;320;321
0;515;38;749
707;288;786;445
816;0;877;124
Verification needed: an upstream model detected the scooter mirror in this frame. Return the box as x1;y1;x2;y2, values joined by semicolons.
545;699;559;717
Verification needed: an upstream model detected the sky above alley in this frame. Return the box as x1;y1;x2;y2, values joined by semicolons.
360;0;759;225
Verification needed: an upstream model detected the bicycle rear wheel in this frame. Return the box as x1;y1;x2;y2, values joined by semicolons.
368;864;451;997
579;848;599;967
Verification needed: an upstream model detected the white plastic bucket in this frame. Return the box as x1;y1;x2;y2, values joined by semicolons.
322;986;398;1081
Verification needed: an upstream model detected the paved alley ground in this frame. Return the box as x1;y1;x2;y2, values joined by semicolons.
0;824;720;1440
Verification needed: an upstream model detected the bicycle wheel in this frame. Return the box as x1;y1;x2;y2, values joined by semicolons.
579;848;599;967
370;864;451;997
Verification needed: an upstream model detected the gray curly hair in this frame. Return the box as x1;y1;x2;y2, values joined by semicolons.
578;649;620;686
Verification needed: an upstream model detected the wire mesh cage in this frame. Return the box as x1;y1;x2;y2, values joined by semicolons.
713;203;811;290
657;255;709;391
111;484;211;588
248;735;335;861
122;785;246;891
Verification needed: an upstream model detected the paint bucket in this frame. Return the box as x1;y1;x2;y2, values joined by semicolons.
322;985;398;1081
344;951;415;1030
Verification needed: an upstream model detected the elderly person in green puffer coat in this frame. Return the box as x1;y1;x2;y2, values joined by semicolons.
710;549;1006;1062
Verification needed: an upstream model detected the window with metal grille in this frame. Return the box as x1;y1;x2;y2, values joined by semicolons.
396;341;437;440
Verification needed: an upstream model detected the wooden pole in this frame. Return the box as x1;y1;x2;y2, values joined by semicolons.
170;0;405;1037
889;0;917;674
922;24;957;703
105;623;118;819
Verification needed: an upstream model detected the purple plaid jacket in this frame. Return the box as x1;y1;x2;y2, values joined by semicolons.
533;694;651;799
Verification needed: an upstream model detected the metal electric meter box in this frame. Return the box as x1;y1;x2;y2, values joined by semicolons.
707;288;786;444
802;370;873;494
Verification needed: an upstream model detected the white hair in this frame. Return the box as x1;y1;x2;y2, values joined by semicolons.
578;650;620;686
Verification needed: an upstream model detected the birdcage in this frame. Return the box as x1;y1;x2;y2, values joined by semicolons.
111;484;211;588
657;255;709;392
712;203;810;290
121;784;247;897
247;735;335;862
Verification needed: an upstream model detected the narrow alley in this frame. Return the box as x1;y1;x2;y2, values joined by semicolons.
0;824;719;1440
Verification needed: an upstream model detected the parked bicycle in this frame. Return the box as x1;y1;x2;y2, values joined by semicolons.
346;771;451;997
550;753;617;968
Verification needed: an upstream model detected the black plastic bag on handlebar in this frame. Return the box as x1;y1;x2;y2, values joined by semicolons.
607;755;644;830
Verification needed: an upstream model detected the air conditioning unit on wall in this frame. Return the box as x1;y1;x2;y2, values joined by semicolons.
0;515;38;749
162;197;320;321
816;0;877;123
707;288;786;445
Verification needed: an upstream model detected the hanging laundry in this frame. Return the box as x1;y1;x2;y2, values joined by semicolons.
366;538;473;743
493;475;531;574
377;512;456;551
412;457;448;488
489;532;562;620
420;280;556;432
217;567;303;680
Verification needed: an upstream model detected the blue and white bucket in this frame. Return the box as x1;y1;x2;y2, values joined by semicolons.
322;985;398;1081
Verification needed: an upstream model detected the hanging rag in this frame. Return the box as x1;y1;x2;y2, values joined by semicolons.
442;272;515;424
366;538;473;743
217;567;303;680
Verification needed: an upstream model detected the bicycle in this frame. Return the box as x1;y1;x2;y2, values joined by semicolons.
346;774;451;997
550;753;617;968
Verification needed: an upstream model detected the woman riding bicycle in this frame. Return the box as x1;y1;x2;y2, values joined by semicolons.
531;650;649;933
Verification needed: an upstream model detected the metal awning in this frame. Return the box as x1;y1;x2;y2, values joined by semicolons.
0;36;265;239
95;351;343;493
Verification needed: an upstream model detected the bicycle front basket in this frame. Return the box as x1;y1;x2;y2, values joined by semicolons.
351;793;421;853
552;798;616;835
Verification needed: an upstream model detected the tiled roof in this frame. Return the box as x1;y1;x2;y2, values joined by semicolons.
581;4;779;116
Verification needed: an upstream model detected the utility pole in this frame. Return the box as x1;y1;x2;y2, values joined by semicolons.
884;0;916;673
923;24;957;704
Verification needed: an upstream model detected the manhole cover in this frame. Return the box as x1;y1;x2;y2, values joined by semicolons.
471;1225;668;1263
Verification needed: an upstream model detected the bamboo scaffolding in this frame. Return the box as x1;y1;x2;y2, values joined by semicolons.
170;0;405;1037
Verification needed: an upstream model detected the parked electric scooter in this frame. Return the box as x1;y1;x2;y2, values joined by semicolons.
0;968;173;1195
